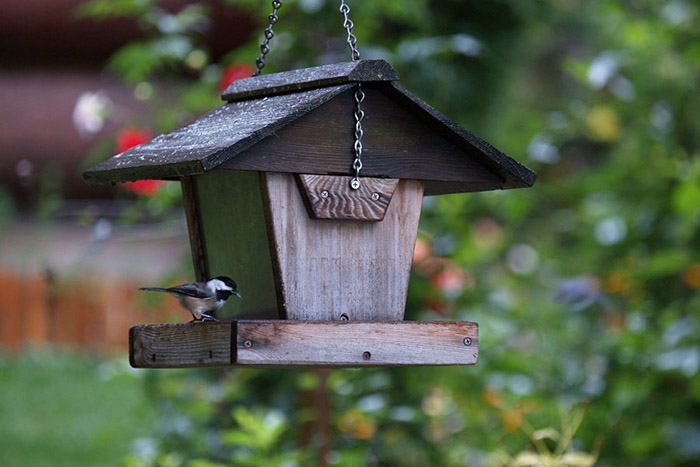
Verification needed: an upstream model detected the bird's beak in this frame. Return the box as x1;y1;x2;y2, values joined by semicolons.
234;291;243;300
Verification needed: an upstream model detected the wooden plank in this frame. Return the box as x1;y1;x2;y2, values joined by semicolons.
129;322;234;368
129;321;478;368
195;170;279;319
84;78;535;195
83;85;353;185
236;320;478;367
383;83;537;190
222;59;399;102
296;174;399;221
180;176;210;282
221;88;506;194
262;173;423;321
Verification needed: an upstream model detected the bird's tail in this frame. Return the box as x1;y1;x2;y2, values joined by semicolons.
139;287;169;292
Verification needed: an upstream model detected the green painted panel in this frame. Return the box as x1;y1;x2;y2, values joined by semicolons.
195;170;278;318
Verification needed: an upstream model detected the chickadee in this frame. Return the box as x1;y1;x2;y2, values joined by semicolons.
139;276;242;322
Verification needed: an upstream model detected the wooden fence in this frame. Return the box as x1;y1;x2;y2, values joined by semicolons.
0;270;181;354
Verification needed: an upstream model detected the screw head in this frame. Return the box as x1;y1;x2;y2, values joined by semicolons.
243;340;253;348
350;179;360;190
362;351;371;360
320;190;329;198
340;314;349;321
463;337;472;346
371;192;380;201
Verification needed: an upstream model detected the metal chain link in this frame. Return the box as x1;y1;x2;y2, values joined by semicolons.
339;0;361;61
340;1;365;189
253;0;283;76
350;85;365;189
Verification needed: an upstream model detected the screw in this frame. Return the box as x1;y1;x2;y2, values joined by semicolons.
320;190;329;198
463;337;472;346
362;351;371;360
340;314;349;321
371;192;380;201
244;340;252;348
350;179;360;190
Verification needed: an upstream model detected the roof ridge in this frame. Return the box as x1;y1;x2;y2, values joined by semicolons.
221;59;399;102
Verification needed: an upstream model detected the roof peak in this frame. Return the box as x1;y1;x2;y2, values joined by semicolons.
221;59;399;102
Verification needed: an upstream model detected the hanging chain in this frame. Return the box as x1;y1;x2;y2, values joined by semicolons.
253;1;283;76
340;1;365;189
350;86;365;189
339;0;360;61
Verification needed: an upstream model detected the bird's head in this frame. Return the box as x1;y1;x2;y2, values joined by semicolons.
209;276;243;300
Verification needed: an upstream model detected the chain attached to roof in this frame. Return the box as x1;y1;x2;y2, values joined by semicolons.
339;1;366;190
253;1;283;76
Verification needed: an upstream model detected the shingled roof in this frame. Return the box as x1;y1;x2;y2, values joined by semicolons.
83;60;535;195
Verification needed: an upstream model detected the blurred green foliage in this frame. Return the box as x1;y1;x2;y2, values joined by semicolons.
0;352;157;467
81;0;700;465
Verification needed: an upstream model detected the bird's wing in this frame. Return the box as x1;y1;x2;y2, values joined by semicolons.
165;282;211;298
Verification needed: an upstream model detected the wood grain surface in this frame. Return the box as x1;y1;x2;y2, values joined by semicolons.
263;172;424;321
129;320;479;368
236;320;478;367
130;322;233;368
296;174;399;221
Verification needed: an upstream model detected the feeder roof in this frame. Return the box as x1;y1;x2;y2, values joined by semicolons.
83;60;535;194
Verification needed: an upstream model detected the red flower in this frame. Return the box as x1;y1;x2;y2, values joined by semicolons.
116;127;165;196
117;127;151;153
219;63;255;92
122;179;165;196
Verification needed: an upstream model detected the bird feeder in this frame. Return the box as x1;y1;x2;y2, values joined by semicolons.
84;59;535;368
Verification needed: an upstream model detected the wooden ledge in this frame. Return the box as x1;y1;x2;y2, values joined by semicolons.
130;320;478;368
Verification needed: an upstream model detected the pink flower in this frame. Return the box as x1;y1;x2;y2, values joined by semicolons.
219;63;255;92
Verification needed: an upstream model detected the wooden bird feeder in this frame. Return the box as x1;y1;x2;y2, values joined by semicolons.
84;59;535;369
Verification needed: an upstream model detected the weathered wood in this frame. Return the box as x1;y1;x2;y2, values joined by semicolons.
195;170;279;319
129;320;479;368
236;320;478;367
180;176;209;282
83;63;535;195
383;83;537;190
262;172;423;321
222;59;399;102
83;84;353;185
221;88;509;195
130;322;234;368
296;174;399;221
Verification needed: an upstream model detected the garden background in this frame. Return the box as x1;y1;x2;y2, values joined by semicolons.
1;0;699;466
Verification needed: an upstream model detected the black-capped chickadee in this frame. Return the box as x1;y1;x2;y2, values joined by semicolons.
139;276;242;322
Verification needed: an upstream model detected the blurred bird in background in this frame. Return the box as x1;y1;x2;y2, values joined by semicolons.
139;276;242;322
